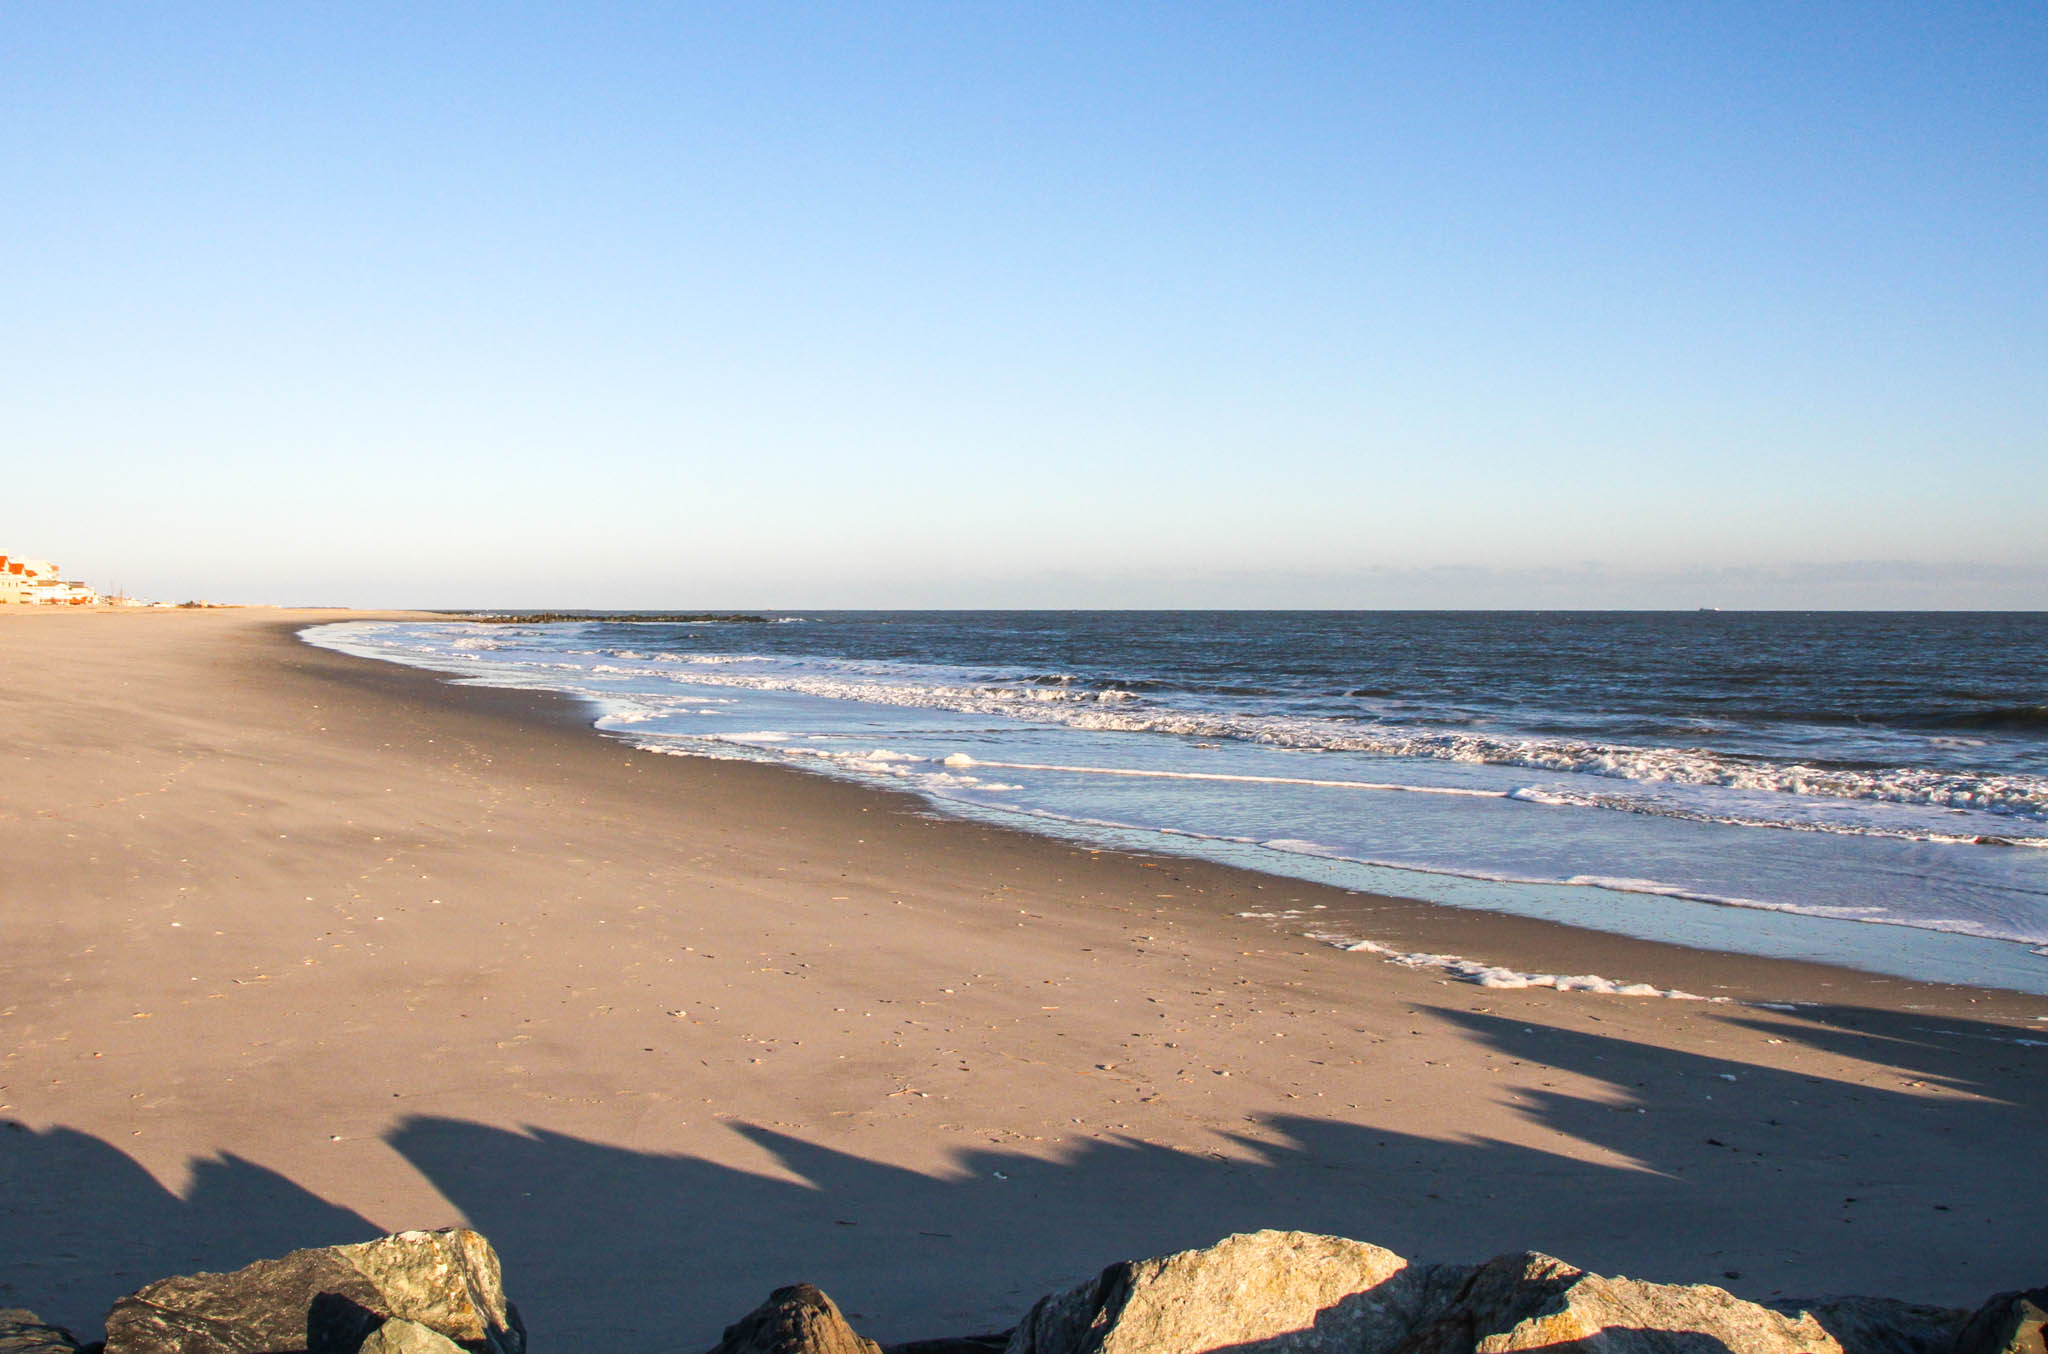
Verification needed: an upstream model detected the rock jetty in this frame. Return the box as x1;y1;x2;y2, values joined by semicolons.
9;1227;2043;1354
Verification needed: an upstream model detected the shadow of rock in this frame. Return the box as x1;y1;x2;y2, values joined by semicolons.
1410;1005;2045;1300
386;1039;2039;1354
0;1122;380;1340
9;997;2039;1353
1716;1003;2048;1098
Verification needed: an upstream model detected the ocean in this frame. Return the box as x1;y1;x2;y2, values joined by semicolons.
305;611;2048;995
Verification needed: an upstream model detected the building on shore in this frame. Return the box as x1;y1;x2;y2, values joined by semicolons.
0;554;101;605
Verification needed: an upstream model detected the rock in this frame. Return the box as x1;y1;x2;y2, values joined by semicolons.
103;1229;523;1354
1000;1231;1974;1354
1954;1290;2048;1354
705;1284;882;1354
0;1310;82;1354
1004;1229;1463;1354
1415;1250;1849;1352
356;1321;465;1354
105;1245;376;1354
1396;1250;1930;1353
330;1230;519;1354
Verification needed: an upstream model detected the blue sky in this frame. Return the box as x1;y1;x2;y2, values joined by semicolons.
5;3;2043;607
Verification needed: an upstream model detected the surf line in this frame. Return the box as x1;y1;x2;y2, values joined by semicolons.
940;755;1505;797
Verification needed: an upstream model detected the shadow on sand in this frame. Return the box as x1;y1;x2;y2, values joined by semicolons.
0;1122;381;1322
4;1003;2040;1350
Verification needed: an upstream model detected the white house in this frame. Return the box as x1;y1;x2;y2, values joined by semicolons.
0;554;99;605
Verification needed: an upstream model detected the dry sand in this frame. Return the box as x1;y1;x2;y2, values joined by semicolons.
2;608;2043;1347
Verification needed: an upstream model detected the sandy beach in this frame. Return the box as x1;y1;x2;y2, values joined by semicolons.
3;609;2043;1348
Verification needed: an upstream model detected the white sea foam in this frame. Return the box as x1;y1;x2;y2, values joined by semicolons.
315;623;2048;834
1315;935;1719;1000
940;755;1503;798
725;743;1029;796
593;709;666;725
1506;784;2041;847
1261;839;1345;857
412;640;2048;833
607;650;776;665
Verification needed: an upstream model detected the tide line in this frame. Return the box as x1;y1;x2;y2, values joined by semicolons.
940;755;1506;797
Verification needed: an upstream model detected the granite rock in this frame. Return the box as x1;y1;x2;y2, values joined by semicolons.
1396;1250;1903;1354
103;1229;523;1354
1953;1290;2048;1354
1785;1297;1970;1354
705;1284;882;1354
356;1321;465;1354
0;1310;82;1354
1004;1230;1462;1354
994;1231;1979;1354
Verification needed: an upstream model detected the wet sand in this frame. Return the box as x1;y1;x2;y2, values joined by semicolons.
3;608;2043;1346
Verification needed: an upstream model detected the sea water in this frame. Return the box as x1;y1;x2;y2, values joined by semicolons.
304;612;2048;994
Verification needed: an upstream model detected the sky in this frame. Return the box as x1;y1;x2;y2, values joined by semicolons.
4;3;2043;608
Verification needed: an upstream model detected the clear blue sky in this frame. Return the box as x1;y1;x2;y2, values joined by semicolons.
5;3;2043;607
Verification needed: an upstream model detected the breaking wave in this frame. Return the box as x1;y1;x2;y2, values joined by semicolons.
568;649;2048;831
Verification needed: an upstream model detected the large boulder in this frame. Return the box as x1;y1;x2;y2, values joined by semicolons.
704;1284;883;1354
103;1229;523;1354
0;1311;82;1354
1395;1250;1959;1354
1788;1298;1972;1354
1953;1290;2048;1354
998;1231;1972;1354
1004;1230;1469;1354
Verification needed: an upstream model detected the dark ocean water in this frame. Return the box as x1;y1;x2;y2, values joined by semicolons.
309;611;2048;992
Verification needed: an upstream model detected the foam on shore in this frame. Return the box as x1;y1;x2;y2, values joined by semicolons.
1310;933;1724;1000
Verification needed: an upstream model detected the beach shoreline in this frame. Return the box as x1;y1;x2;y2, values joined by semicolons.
304;610;2048;1000
4;608;2043;1346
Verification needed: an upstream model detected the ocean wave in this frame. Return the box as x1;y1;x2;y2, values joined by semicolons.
944;754;1505;798
560;657;2048;826
1504;785;2048;847
1015;671;1281;699
1583;700;2048;738
854;788;2048;946
548;708;2048;945
603;649;776;665
980;805;2048;946
307;622;2048;831
1915;703;2048;733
